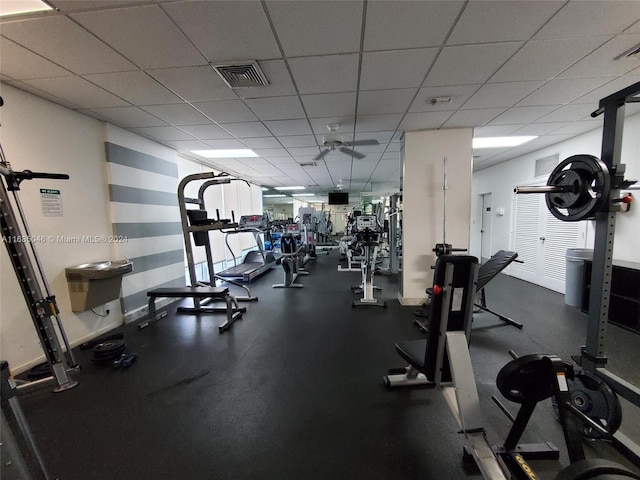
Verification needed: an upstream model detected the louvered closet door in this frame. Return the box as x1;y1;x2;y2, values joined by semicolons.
511;193;581;293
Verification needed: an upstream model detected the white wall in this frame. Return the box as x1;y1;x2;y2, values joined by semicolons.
0;85;117;371
471;113;640;265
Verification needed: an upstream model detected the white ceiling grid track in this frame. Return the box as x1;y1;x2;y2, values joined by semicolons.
1;0;640;202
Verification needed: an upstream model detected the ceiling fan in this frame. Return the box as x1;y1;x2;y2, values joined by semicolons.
313;124;379;161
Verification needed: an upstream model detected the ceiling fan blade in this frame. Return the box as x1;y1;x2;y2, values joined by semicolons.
339;147;366;159
348;139;380;146
313;149;331;161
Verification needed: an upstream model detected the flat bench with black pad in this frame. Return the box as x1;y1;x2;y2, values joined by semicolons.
141;286;246;333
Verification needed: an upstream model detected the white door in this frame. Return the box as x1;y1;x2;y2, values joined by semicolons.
511;192;581;293
480;193;492;263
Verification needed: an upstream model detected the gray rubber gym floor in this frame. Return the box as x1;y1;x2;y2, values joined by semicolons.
17;249;640;479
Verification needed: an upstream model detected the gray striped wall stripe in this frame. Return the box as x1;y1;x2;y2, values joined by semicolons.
121;276;185;313
109;185;178;206
113;222;183;238
106;142;178;178
126;249;184;274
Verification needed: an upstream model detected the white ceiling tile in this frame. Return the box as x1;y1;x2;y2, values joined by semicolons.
193;100;258;123
448;1;563;45
399;111;451;131
204;139;248;149
511;123;571;136
169;140;217;151
133;126;195;141
490;37;611;82
286;147;321;157
267;1;362;56
264;119;313;136
572;73;640;105
22;76;129;108
410;85;480;112
300;92;356;119
489;105;558;125
357;89;416;115
11;81;81;110
355;114;403;132
535;1;640;39
443;108;506;128
240;137;282;149
474;124;527;137
0;16;136;74
559;34;640;79
141;104;210;125
88;106;167;127
0;37;72;80
222;122;273;138
365;1;462;51
234;60;297;99
628;19;640;33
253;148;291;158
426;42;522;86
289;54;359;94
244;96;305;121
71;5;206;69
517;77;615;106
48;0;148;12
147;66;238;102
266;157;297;166
536;104;596;123
309;118;354;135
462;81;543;109
354;131;396;143
179;124;233;140
278;135;319;147
163;0;280;62
84;71;182;105
550;121;601;136
360;49;438;90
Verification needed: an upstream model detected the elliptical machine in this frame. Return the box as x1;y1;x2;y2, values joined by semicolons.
272;233;309;288
351;215;386;307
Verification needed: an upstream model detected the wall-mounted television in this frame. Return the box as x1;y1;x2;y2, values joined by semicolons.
328;191;349;205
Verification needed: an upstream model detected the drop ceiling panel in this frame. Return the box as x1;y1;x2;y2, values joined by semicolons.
134;126;195;142
264;119;313;136
357;89;416;115
399;111;453;131
244;96;305;121
240;137;282;149
409;85;480;112
222;122;273;138
179;124;232;140
536;104;596;123
193;100;258;124
511;123;571;136
364;1;462;51
162;0;281;62
266;1;362;56
490;37;611;83
23;76;129;108
71;5;205;69
462;81;543;109
559;34;640;79
0;16;136;74
448;1;563;45
0;37;71;80
425;42;522;86
253;148;291;158
10;81;81;110
550;121;601;136
278;135;319;148
360;49;438;90
84;71;182;105
489;105;562;125
309;118;354;135
573;73;640;104
286;147;321;157
300;92;357;119
288;55;359;94
233;60;297;99
48;0;149;12
141;104;211;125
355;114;403;132
534;1;640;39
474;124;527;137
204;139;248;149
517;77;615;106
88;106;167;127
147;66;239;102
443;108;506;128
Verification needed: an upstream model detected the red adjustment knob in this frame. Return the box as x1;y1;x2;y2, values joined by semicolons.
432;285;443;295
621;194;633;204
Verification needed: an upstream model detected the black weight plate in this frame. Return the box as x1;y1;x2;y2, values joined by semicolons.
92;340;125;355
91;344;125;357
497;354;556;404
554;458;640;480
551;371;622;439
27;362;52;380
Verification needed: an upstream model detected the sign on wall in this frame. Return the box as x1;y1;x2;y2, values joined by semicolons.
40;188;63;217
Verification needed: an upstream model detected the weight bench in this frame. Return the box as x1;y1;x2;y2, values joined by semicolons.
140;286;246;332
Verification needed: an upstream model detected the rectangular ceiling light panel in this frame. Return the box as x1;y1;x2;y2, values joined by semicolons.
0;0;52;17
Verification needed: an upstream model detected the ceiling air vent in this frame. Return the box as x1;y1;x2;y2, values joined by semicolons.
212;61;269;88
299;162;318;167
615;43;640;61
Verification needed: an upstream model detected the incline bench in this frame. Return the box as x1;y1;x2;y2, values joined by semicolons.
140;286;246;333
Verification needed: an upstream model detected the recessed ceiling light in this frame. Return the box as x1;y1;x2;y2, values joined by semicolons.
191;149;258;158
274;186;305;191
291;193;315;197
261;187;270;191
263;194;286;198
473;136;537;149
0;0;52;17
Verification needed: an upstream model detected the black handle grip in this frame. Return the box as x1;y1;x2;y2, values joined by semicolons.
18;170;69;180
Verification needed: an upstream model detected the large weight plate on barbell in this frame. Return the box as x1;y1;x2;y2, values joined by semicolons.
551;371;622;439
497;354;557;404
546;155;610;222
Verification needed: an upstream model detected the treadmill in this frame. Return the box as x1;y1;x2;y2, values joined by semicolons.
217;214;277;282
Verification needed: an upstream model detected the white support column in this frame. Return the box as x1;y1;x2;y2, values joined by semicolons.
399;129;473;305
